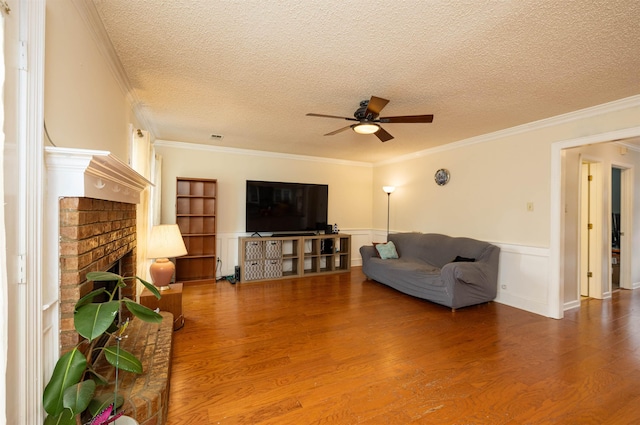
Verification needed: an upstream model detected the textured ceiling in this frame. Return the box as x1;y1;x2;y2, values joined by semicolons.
90;0;640;163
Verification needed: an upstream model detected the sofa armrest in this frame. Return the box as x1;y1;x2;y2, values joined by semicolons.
441;261;497;293
359;245;377;264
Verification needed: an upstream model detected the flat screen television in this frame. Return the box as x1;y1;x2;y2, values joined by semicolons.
246;180;328;234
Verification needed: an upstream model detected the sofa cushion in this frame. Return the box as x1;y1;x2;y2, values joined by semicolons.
375;241;399;259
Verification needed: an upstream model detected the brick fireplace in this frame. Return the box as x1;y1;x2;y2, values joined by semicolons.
45;147;171;425
58;197;137;353
44;147;151;362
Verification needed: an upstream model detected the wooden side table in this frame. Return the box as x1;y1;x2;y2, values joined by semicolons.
139;283;184;330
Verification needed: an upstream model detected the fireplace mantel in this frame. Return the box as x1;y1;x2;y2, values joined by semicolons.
45;147;151;204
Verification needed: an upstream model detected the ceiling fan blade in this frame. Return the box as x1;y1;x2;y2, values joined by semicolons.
365;96;390;117
379;114;434;123
374;126;394;142
306;113;356;121
324;125;353;136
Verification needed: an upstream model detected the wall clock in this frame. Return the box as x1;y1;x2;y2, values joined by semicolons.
434;168;450;186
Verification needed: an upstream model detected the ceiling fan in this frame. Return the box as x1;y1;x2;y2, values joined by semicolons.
306;96;433;142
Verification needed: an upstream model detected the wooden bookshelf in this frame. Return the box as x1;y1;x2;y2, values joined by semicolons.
175;178;217;284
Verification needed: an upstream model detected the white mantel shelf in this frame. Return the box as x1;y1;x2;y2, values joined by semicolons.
45;146;152;204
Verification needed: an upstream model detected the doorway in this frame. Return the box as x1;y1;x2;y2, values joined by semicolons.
551;127;640;319
577;157;633;302
611;167;621;290
611;164;632;290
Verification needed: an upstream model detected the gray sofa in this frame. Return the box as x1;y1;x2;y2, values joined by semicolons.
360;233;500;310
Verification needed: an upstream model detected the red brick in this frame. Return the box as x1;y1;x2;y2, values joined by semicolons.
59;226;80;240
60;271;81;285
59;210;80;226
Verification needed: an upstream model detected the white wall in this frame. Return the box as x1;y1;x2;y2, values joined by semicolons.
44;0;138;162
153;142;374;275
4;2;25;424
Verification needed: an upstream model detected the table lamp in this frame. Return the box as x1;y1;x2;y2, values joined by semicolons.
147;224;188;290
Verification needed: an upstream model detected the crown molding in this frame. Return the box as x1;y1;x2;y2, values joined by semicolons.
70;0;155;135
616;140;640;153
153;140;374;168
375;95;640;166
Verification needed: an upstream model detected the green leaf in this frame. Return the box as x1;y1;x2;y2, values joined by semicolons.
88;393;124;416
87;271;123;282
43;348;87;416
75;302;120;341
75;288;107;310
123;299;163;323
44;408;76;425
62;379;96;416
86;369;109;386
136;276;161;299
104;346;143;374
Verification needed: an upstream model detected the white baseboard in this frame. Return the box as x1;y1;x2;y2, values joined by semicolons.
563;300;581;311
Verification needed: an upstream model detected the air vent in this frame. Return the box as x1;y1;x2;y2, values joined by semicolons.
210;134;224;140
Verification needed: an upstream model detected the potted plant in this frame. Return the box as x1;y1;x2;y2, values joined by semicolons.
43;271;163;425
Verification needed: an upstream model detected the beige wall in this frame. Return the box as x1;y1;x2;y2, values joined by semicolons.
44;0;137;162
372;101;640;248
371;98;640;315
153;142;374;275
154;143;373;233
153;100;640;315
373;136;550;246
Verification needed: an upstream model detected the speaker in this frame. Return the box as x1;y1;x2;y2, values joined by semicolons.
234;266;240;281
321;239;334;254
325;224;334;234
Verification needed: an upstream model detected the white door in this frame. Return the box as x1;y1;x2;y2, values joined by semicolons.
579;161;604;299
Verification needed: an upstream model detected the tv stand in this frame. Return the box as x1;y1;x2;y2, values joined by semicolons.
238;234;351;282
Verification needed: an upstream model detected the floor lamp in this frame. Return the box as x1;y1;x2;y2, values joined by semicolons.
383;186;395;240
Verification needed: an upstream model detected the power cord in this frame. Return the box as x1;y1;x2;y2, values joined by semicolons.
215;257;236;284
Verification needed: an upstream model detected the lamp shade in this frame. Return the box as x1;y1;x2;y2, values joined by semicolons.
147;224;187;259
147;224;188;288
383;186;396;194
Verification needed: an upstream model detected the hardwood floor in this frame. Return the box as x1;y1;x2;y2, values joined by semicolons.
166;268;640;424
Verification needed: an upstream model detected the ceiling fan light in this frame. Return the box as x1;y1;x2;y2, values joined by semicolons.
352;123;380;135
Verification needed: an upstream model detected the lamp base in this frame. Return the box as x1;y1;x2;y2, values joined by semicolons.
149;258;175;290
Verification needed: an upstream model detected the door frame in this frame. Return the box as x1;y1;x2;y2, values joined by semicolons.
550;125;640;319
611;162;633;290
